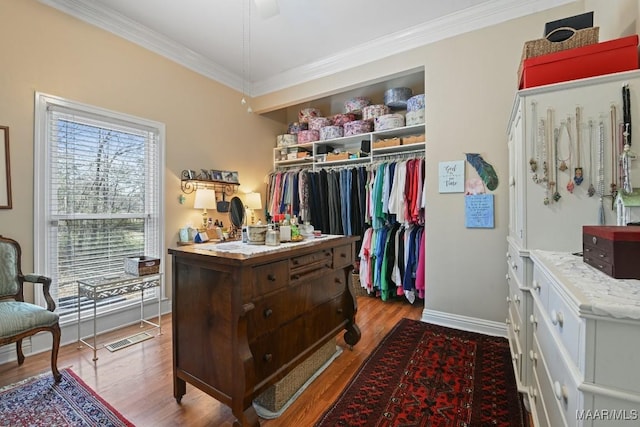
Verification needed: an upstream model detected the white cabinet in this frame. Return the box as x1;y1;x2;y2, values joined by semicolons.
529;250;640;427
506;70;640;426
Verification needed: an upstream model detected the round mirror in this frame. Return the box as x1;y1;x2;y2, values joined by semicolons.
229;196;245;228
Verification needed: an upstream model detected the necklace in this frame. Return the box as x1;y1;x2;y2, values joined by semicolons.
610;105;618;205
543;108;553;205
552;123;561;202
556;121;571;172
529;101;539;174
587;119;595;197
598;120;606;224
574;107;583;185
533;117;545;184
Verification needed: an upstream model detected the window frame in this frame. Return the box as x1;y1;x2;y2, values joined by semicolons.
33;92;165;324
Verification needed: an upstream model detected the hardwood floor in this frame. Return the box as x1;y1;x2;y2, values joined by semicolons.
0;295;423;426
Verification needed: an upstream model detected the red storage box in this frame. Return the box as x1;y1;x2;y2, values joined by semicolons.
519;35;639;89
583;225;640;279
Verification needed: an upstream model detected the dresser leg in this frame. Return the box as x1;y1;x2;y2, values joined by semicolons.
232;405;259;427
344;322;361;348
174;377;186;403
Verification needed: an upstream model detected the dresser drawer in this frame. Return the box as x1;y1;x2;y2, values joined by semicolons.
529;366;551;427
531;263;552;315
533;301;582;378
332;244;353;269
247;285;307;340
533;334;578;427
507;308;524;388
307;269;348;309
290;248;333;270
507;266;526;323
507;242;525;286
252;260;289;297
250;292;350;383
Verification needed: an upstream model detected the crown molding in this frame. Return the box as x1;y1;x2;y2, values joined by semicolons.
38;0;243;91
39;0;575;97
253;0;576;95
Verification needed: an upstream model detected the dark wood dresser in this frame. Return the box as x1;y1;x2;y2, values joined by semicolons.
168;236;361;426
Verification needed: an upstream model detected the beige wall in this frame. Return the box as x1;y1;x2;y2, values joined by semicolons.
0;0;281;301
254;2;583;323
2;0;635;324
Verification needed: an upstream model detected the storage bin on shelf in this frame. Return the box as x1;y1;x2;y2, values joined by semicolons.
124;256;160;276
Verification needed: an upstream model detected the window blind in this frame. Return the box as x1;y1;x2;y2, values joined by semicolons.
34;94;164;319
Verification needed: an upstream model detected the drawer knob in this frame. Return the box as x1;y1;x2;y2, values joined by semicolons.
505;318;511;325
506;273;510;281
335;277;343;284
532;280;540;291
553;381;568;402
506;296;511;303
551;309;564;327
506;252;511;260
292;259;299;265
513;294;520;304
514;325;520;334
263;353;273;362
292;274;300;280
592;236;597;244
529;350;538;363
529;386;537;401
529;314;537;327
340;253;347;258
263;308;273;318
511;261;517;270
267;274;276;281
337;308;343;314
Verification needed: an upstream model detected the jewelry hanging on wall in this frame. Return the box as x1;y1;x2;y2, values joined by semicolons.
622;123;634;194
544;108;554;205
587;119;596;197
553;123;562;202
563;118;575;193
556;121;570;172
610;105;618;208
529;101;538;174
598;120;606;224
621;84;635;194
533;117;545;184
574;106;584;185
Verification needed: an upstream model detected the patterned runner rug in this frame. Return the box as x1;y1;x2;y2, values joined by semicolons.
0;368;134;426
316;318;524;426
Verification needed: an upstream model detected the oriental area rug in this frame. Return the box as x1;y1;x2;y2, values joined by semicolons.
316;318;525;427
0;368;134;427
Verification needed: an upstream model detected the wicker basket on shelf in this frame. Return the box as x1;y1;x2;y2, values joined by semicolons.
518;26;599;84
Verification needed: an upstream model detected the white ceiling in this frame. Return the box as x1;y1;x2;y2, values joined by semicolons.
39;0;573;97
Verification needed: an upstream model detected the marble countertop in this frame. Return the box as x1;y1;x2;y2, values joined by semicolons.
530;250;640;320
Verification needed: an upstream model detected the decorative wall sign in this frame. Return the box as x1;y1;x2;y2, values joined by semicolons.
0;126;11;209
465;194;494;228
438;160;465;193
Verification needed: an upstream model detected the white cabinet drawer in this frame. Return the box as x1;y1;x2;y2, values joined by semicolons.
532;266;583;372
507;307;524;387
507;242;525;286
533;334;576;427
530;365;552;427
507;265;527;325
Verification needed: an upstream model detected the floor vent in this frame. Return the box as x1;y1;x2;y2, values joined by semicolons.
105;331;154;352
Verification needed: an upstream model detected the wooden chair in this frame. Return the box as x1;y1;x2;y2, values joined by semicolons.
0;235;61;382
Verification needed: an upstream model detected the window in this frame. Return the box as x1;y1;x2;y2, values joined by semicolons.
34;93;165;321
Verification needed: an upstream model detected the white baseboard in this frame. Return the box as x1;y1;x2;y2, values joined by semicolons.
421;308;507;338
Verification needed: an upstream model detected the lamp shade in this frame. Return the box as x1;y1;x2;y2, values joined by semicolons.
244;192;262;210
193;189;217;210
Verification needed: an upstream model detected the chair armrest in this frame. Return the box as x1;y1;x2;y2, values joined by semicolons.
22;274;56;312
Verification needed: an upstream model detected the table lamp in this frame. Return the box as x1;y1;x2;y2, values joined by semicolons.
193;188;216;228
244;192;262;224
